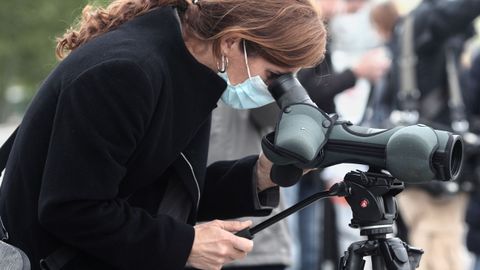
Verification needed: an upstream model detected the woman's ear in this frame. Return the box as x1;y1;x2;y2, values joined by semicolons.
220;35;242;58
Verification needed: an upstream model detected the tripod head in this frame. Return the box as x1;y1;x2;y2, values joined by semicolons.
236;169;423;269
342;170;402;236
340;170;424;270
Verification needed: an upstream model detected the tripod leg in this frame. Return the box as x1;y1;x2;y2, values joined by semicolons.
371;255;386;270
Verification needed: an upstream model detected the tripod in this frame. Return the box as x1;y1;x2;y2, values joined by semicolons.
338;171;423;270
236;170;424;270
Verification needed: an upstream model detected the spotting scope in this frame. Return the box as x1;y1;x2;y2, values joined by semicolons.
262;74;464;187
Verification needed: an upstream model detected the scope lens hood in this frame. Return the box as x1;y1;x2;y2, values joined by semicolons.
433;134;463;181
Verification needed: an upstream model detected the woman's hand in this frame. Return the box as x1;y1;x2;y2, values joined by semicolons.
255;152;276;191
187;220;253;270
256;152;315;190
352;48;391;82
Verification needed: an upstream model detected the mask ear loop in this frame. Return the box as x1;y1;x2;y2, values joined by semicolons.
243;39;253;79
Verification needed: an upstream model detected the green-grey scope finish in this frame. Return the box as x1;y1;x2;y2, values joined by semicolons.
321;122;462;182
264;74;464;185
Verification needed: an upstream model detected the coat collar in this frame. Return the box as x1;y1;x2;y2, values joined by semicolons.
133;7;227;115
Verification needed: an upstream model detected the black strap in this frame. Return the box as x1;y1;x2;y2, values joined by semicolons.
0;127;17;241
445;43;470;133
0;127;18;178
388;15;421;126
398;15;421;112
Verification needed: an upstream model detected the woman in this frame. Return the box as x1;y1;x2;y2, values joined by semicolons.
0;0;326;269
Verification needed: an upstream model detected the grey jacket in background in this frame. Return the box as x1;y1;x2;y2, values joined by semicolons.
208;102;292;267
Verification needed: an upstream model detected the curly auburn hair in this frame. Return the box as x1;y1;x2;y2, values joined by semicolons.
56;0;326;69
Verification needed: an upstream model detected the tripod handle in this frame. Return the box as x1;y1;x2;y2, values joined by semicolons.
234;184;346;240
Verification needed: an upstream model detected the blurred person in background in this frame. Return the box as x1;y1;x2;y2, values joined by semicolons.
298;0;390;115
0;0;328;269
369;1;480;269
465;50;480;270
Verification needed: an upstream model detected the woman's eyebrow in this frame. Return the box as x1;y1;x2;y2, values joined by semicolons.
269;69;290;76
267;71;283;80
267;68;280;74
273;67;299;75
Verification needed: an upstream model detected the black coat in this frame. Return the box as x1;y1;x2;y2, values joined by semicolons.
0;7;277;270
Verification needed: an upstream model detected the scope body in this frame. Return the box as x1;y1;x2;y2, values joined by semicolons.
320;122;462;183
262;74;464;186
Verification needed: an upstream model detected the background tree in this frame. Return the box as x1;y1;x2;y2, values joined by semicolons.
0;0;108;122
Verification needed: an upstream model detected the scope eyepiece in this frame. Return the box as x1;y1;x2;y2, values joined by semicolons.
268;73;316;109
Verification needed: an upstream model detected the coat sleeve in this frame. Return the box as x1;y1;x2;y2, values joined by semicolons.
297;63;357;113
37;59;194;270
197;155;280;221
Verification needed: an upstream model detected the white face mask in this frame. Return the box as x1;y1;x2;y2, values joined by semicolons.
218;40;275;110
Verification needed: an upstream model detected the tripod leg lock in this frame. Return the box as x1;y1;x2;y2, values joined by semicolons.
381;238;424;270
405;244;423;269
